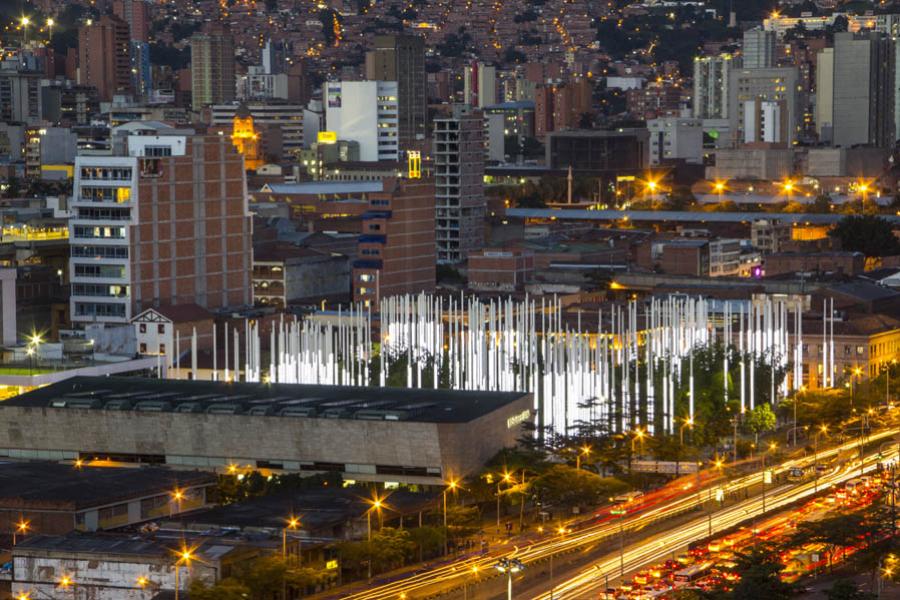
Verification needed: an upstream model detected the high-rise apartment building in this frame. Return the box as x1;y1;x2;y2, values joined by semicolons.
352;178;436;305
693;54;736;119
463;62;497;108
832;32;895;148
78;15;132;102
69;131;252;326
433;105;485;263
0;64;41;124
743;28;777;69
365;35;426;146
728;67;799;146
112;0;150;42
325;81;399;161
190;24;236;111
816;47;834;143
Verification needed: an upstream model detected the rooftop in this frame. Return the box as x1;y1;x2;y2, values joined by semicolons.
4;377;527;424
259;181;384;195
0;462;216;510
506;208;900;226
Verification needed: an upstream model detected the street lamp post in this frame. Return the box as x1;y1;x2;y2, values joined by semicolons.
497;471;512;531
283;515;301;562
762;442;776;513
12;519;29;546
463;565;479;600
494;558;525;600
170;488;184;518
173;548;193;600
58;575;75;598
576;445;591;470
443;479;458;555
679;418;693;447
21;17;30;47
366;495;384;580
549;526;568;600
814;424;828;493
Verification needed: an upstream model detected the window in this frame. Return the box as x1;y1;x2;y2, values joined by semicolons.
139;324;147;334
159;343;166;354
158;324;165;334
857;345;865;355
139;343;147;353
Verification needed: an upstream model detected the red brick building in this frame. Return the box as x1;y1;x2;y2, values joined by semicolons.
77;15;132;102
352;178;436;305
468;250;534;292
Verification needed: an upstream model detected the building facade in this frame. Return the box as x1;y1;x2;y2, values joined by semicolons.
190;24;236;110
69;133;252;326
433;106;486;263
324;81;399;162
693;54;735;120
832;32;895;148
77;16;132;102
352;178;436;304
365;34;427;146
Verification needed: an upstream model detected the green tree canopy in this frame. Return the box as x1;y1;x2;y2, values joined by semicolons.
831;215;900;257
531;464;629;507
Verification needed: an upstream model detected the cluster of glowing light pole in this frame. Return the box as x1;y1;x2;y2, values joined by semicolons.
187;292;819;437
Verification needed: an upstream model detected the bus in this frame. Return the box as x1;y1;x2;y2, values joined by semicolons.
673;562;713;585
612;491;644;505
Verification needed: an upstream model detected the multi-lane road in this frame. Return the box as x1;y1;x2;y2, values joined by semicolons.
329;427;899;600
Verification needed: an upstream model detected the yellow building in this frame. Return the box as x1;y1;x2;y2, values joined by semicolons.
231;104;262;171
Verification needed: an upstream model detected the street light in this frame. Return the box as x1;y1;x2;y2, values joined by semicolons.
463;564;480;600
762;442;777;513
58;575;75;596
497;470;513;531
550;526;568;600
494;558;525;600
283;514;301;562
13;519;30;545
15;592;30;600
631;428;646;455
21;17;30;46
46;18;54;43
366;493;386;579
443;478;459;555
170;487;185;517
576;444;591;470
173;546;193;600
814;424;828;492
679;417;694;447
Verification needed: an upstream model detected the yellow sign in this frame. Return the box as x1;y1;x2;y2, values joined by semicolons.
317;131;337;144
407;151;421;179
326;559;339;570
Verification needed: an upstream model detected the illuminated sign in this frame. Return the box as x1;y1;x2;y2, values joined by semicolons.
317;131;337;144
506;409;531;429
326;559;338;570
407;151;421;179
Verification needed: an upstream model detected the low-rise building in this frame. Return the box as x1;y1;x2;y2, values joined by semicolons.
751;219;792;254
468;249;535;292
0;462;215;540
252;243;350;307
132;304;215;371
0;376;532;486
763;251;865;278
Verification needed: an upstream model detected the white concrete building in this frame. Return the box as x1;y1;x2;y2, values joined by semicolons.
324;81;399;161
647;117;703;165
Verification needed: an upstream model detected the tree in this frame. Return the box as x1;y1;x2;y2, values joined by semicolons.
826;579;877;600
728;543;796;600
791;512;869;571
831;215;900;258
407;525;444;561
188;578;251;600
531;464;629;508
745;403;776;444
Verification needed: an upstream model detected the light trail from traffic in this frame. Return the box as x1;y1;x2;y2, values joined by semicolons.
332;428;899;600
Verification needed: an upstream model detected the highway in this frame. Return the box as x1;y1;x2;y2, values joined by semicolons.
534;439;898;599
332;427;899;600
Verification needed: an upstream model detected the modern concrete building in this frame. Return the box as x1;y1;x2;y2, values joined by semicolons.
77;15;132;102
832;32;895;148
69;131;252;326
365;34;426;146
253;244;350;307
693;54;736;119
463;61;497;108
742;27;777;69
0;63;41;125
0;377;534;485
352;177;435;304
647;117;703;165
324;81;399;162
434;105;486;263
742;99;787;145
815;47;834;143
112;0;150;42
190;24;236;110
468;250;534;292
728;67;799;146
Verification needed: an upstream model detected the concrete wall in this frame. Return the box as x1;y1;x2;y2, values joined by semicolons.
0;393;532;483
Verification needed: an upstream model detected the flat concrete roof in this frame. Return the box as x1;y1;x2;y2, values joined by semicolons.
6;376;528;424
0;462;215;509
506;208;900;225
